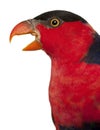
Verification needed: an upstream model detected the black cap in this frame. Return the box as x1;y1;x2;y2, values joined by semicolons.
34;10;87;23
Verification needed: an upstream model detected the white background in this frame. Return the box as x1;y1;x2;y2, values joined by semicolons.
0;0;100;130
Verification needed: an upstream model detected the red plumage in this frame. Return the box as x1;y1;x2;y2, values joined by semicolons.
10;10;100;130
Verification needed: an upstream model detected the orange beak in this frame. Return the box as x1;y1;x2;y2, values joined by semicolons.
10;20;42;51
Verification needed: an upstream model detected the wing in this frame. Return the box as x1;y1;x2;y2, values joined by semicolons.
59;123;100;130
83;33;100;64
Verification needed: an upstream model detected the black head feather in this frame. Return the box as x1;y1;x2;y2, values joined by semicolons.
34;10;87;23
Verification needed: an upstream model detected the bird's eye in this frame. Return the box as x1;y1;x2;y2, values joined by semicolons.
50;18;60;27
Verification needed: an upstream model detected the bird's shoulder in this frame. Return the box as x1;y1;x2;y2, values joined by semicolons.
83;33;100;64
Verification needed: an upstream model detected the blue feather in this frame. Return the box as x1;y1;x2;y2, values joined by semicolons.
83;34;100;64
59;122;100;130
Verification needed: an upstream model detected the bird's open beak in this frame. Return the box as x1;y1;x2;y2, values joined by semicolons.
10;20;42;51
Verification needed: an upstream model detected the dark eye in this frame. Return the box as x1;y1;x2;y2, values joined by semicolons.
50;18;60;27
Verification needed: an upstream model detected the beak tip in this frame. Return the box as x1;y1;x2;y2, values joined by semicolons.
9;28;16;43
22;48;26;51
9;35;12;43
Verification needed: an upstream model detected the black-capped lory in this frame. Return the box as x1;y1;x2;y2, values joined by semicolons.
10;10;100;130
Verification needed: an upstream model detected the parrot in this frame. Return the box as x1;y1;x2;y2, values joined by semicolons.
10;10;100;130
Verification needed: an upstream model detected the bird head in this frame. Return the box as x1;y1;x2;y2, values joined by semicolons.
10;10;96;62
